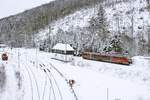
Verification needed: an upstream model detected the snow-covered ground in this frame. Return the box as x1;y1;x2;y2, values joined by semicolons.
0;0;54;19
0;48;150;100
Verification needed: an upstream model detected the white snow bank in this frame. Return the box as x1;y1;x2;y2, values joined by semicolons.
73;55;150;87
52;43;74;51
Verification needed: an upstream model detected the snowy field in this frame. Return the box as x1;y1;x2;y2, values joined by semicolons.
0;48;150;100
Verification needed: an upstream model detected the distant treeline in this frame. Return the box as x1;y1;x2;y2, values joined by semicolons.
0;0;103;47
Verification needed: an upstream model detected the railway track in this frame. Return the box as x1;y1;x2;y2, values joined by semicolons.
11;52;43;100
26;64;40;100
22;58;54;100
9;59;34;100
39;63;57;100
48;62;78;100
17;51;56;100
15;59;41;100
9;49;78;100
39;62;63;100
39;58;78;100
42;76;47;100
16;50;53;100
38;56;78;100
23;64;34;100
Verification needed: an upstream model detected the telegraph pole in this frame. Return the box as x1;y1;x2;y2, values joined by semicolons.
65;31;67;62
48;25;51;52
131;8;135;57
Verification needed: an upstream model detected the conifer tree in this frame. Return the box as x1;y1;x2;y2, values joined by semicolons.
96;4;108;39
103;35;123;53
88;4;108;52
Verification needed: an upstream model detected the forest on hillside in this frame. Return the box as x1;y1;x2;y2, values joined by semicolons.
40;0;150;57
0;0;150;56
0;0;103;47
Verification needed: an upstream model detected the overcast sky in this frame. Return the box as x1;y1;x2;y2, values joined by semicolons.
0;0;54;19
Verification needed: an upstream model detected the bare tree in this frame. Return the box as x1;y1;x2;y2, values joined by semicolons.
148;27;150;55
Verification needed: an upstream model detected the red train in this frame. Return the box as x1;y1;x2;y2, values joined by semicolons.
1;53;8;61
82;52;132;65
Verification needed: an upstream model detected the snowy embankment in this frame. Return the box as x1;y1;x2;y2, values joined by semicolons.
0;48;150;100
73;56;150;86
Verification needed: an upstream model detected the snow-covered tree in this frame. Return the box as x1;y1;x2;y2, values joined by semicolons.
56;28;65;43
95;4;108;39
136;31;147;56
103;35;124;53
